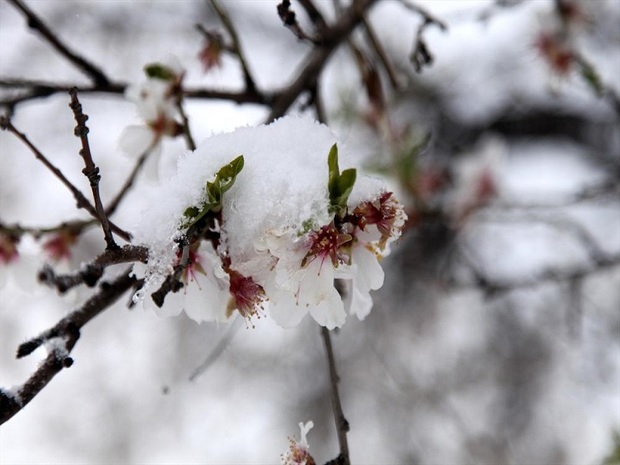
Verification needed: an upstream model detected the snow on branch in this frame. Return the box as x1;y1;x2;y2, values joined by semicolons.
0;271;137;425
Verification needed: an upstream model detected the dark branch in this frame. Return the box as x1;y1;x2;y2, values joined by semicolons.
297;0;328;33
0;78;274;109
398;0;448;72
39;245;148;293
210;0;258;95
0;116;132;242
459;251;620;298
361;14;402;89
277;0;321;44
1;271;137;425
7;0;111;86
68;88;118;249
268;0;379;122
321;327;350;465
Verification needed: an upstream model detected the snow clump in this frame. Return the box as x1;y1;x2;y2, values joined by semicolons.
132;115;406;329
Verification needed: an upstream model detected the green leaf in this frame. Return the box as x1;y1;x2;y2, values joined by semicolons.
328;143;340;194
216;155;244;193
144;63;177;81
326;143;356;216
334;168;356;207
179;155;244;230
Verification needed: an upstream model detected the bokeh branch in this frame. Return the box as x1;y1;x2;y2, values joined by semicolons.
7;0;111;86
268;0;379;121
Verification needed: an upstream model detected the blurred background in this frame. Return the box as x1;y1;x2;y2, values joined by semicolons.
1;1;619;464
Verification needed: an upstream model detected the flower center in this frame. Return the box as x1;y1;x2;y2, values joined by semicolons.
302;221;352;270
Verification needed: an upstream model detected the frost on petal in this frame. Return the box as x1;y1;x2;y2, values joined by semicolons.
119;125;156;157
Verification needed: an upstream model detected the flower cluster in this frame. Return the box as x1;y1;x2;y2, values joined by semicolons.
133;116;406;329
281;421;315;465
119;57;184;171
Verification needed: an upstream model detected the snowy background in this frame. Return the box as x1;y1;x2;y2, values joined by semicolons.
1;0;619;464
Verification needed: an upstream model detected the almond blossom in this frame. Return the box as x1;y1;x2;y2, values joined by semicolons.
131;116;407;329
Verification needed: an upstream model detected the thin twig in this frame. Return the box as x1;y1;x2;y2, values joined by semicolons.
0;78;274;109
277;0;322;44
175;91;197;151
38;245;148;293
398;0;448;30
0;219;86;239
398;0;448;72
321;327;350;465
7;0;111;86
0;116;131;242
0;270;137;425
68;88;118;249
361;14;401;89
210;0;258;94
298;0;329;32
189;317;243;381
268;0;379;121
456;248;620;298
0;151;148;242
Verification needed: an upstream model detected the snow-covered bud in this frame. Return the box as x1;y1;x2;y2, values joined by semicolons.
132;116;407;328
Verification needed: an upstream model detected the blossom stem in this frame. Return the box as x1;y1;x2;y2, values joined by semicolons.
321;326;350;465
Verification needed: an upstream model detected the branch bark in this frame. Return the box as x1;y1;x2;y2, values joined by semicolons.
7;0;111;86
321;327;350;465
0;116;132;242
68;88;118;249
267;0;379;122
0;271;137;425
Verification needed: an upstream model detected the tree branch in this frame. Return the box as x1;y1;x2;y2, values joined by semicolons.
68;88;118;249
39;245;148;293
0;270;137;425
210;0;258;95
0;78;274;109
7;0;111;87
0;116;132;242
268;0;379;122
321;327;350;465
397;0;448;72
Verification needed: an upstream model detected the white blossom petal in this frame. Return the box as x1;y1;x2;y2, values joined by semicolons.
119;125;156;157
